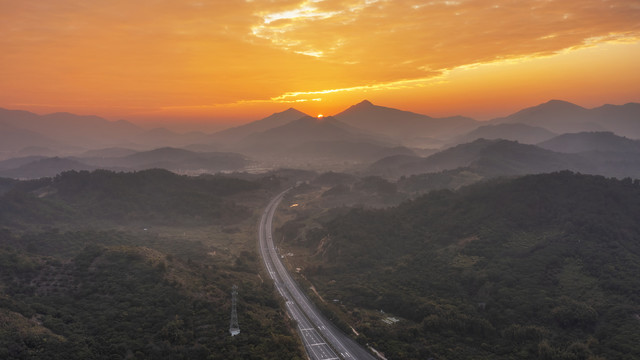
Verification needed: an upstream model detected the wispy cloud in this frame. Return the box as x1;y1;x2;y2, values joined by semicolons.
1;0;638;118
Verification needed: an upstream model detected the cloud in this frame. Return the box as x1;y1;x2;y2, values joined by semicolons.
0;0;638;114
249;0;640;74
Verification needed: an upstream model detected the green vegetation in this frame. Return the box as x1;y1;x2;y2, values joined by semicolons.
0;169;305;359
0;169;258;227
280;171;640;359
0;177;18;195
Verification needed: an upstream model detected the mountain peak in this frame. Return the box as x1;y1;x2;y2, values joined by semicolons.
544;99;574;105
355;99;374;107
536;99;586;111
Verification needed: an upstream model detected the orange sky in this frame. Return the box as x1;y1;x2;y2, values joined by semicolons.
1;0;639;130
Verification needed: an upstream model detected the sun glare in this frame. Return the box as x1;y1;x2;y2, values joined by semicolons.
317;114;324;119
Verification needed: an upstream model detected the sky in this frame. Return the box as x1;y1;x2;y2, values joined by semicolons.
1;0;639;131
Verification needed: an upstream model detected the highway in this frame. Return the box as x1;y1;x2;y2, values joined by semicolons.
258;189;377;360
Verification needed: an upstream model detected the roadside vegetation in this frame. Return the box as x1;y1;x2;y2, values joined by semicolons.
276;171;640;359
0;169;306;360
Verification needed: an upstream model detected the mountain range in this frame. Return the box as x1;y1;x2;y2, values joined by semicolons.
334;100;477;147
0;147;250;179
1;99;639;178
0;108;212;156
449;123;556;145
370;131;640;181
368;139;588;178
491;99;640;137
209;108;309;145
538;131;640;153
2;99;639;153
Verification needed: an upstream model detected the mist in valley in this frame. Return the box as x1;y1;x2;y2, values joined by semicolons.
1;99;640;359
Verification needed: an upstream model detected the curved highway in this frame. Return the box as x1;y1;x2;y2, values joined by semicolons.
258;189;377;360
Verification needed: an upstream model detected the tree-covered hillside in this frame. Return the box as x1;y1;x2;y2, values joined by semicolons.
0;169;305;359
281;172;640;359
0;169;259;227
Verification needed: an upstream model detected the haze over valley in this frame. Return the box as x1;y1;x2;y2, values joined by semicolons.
2;99;640;180
2;1;639;359
2;97;640;359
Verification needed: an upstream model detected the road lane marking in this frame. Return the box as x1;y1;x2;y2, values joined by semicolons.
260;189;377;360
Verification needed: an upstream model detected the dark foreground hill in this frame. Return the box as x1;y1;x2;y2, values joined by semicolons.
0;169;304;359
283;172;640;359
0;169;260;227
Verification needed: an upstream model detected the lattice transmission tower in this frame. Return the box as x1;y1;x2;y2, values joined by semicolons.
229;285;240;336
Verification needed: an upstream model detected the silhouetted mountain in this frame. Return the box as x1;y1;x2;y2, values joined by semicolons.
591;103;640;138
211;108;309;144
0;157;96;179
369;139;590;178
492;100;600;133
237;115;385;154
134;128;213;148
452;123;556;145
0;108;212;152
0;156;47;171
14;146;64;157
536;132;640;178
334;100;477;143
78;147;139;158
86;147;250;173
492;100;640;137
0;108;142;149
0;148;251;178
538;132;640;153
0;122;60;153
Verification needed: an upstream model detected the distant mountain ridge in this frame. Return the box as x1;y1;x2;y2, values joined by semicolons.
108;147;249;171
493;99;640;137
235;115;387;153
334;100;477;144
0;147;250;179
0;122;61;151
0;108;142;148
538;131;640;153
452;123;556;145
211;108;309;145
0;157;97;179
2;99;639;170
369;139;592;178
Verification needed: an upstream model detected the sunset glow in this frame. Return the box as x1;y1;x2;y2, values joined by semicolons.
1;0;639;128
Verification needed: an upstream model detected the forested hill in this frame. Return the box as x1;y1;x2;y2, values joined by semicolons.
300;172;640;359
0;169;261;226
0;169;305;359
